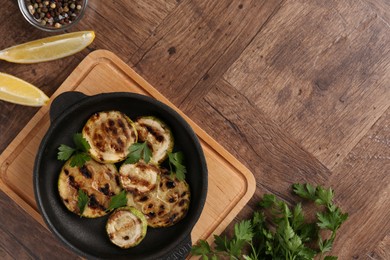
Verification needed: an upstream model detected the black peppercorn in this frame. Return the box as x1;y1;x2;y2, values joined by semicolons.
24;0;84;29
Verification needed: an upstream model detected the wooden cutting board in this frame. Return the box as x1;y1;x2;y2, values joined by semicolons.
0;50;255;249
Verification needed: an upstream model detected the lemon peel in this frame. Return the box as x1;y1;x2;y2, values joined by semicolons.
0;31;95;63
0;72;49;106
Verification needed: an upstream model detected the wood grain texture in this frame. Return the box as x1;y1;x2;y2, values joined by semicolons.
0;191;77;259
70;0;179;58
329;106;390;258
0;0;389;258
224;0;390;170
364;0;390;27
190;79;330;207
373;235;390;259
130;0;283;108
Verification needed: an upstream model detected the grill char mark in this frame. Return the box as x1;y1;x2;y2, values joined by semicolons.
68;175;79;190
99;183;110;196
115;175;121;187
89;194;106;211
79;165;92;178
166;180;176;189
139;123;165;143
117;118;130;139
124;176;153;193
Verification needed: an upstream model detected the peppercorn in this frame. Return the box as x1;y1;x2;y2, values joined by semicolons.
24;0;84;29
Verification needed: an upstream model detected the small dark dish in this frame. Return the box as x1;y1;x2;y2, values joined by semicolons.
34;92;208;259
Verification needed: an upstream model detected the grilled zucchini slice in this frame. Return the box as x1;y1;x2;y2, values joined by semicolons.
135;116;174;164
106;206;147;249
82;111;137;163
58;158;121;218
127;169;190;228
119;162;160;194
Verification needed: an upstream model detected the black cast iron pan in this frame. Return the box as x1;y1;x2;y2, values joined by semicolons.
33;91;208;259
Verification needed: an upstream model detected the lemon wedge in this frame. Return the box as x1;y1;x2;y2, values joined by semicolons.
0;31;95;64
0;72;49;106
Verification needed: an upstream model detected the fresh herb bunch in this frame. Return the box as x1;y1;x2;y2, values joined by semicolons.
57;133;91;167
192;183;348;260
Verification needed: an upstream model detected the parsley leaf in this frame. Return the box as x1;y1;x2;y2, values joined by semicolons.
125;142;152;164
315;186;334;208
291;203;305;230
107;190;128;212
57;133;91;167
57;144;75;161
319;237;333;253
70;153;91;167
191;240;213;258
317;207;348;232
235;220;254;241
293;183;317;201
77;189;89;216
259;193;276;208
73;133;91;152
168;151;187;181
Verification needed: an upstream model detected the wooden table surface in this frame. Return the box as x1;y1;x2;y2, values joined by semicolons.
1;0;389;259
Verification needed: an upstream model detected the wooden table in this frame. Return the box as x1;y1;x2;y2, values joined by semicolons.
0;0;389;259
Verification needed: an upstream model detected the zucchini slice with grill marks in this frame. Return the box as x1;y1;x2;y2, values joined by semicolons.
82;111;137;163
106;206;147;249
58;158;122;218
135;116;174;164
127;169;190;228
119;161;160;194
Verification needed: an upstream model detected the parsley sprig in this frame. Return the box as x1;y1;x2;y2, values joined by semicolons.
77;189;89;216
125;142;152;164
57;133;91;167
168;151;187;181
192;183;348;260
106;190;128;212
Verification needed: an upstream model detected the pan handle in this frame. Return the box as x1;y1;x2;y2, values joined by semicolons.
49;91;88;123
159;235;192;260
